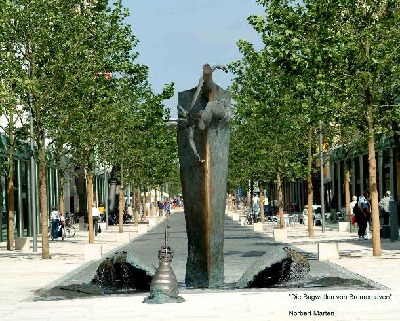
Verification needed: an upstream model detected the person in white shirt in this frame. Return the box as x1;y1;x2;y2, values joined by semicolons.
252;194;259;205
379;191;390;225
350;196;358;226
50;207;60;240
92;204;100;236
350;196;358;211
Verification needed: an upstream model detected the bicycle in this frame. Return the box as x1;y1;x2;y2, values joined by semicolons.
64;218;76;237
245;207;259;225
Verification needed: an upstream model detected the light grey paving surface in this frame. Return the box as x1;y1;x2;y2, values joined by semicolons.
1;208;399;320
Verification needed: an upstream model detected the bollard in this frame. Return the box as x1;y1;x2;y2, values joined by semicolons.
338;221;350;232
389;197;399;241
318;243;339;261
253;222;264;232
273;228;287;242
15;237;31;250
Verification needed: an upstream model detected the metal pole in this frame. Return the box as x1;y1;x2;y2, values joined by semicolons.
29;93;37;252
319;121;325;233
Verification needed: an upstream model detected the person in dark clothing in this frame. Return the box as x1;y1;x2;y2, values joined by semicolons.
157;201;164;216
355;190;371;240
354;203;367;239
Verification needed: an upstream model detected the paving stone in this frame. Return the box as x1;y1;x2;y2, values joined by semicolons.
0;209;399;321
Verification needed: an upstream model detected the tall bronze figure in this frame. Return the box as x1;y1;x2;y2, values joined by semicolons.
177;64;231;288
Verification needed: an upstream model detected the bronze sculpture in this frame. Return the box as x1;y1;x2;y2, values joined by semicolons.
177;64;231;288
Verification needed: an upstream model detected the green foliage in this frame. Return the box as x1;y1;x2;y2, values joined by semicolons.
229;0;400;193
0;0;178;205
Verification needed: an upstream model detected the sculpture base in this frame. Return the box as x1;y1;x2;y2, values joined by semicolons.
143;293;185;304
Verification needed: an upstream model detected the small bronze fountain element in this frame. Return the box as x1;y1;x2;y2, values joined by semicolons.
143;222;184;304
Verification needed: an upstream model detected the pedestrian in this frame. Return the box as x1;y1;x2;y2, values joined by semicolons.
350;195;358;226
92;203;100;236
127;204;133;221
252;193;260;206
98;202;105;222
157;201;164;216
356;190;371;240
59;212;66;239
50;206;60;240
263;196;269;218
379;191;390;225
253;202;260;219
165;201;172;216
252;193;260;220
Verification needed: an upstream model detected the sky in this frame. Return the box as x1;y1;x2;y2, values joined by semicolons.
121;0;265;117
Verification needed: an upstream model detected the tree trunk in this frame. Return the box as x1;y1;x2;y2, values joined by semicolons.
87;150;94;244
143;190;147;221
38;138;50;258
7;124;15;251
307;128;314;237
232;192;237;212
151;188;157;217
134;186;139;226
364;40;381;256
29;55;50;258
344;158;351;222
118;161;124;233
277;171;284;229
59;173;65;215
367;105;381;256
259;186;265;223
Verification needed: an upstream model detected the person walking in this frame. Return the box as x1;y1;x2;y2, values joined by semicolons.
165;201;172;216
50;206;60;240
263;196;269;217
356;190;371;240
157;201;164;217
59;212;66;240
379;191;390;225
92;203;100;236
350;196;358;226
145;200;151;217
98;202;105;222
127;204;133;222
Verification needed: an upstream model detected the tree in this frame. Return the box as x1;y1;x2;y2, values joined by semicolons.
0;0;162;253
233;0;400;251
321;0;400;255
229;36;309;227
54;0;159;242
230;1;321;230
0;82;29;250
0;0;94;258
97;66;174;232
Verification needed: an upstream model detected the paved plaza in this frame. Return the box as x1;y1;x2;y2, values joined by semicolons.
1;209;399;321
